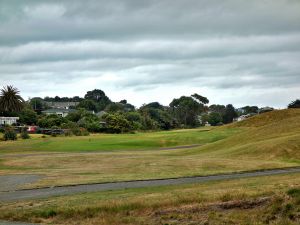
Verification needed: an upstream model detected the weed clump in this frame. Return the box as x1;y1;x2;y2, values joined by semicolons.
20;128;30;139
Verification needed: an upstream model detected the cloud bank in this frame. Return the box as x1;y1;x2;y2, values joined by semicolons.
0;0;299;107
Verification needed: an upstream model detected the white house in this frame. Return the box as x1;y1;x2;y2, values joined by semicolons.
0;117;19;125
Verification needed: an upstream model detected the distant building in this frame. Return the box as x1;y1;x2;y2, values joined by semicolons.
42;108;76;117
44;102;79;109
235;113;256;122
96;111;107;117
259;107;274;114
0;117;19;125
204;122;211;127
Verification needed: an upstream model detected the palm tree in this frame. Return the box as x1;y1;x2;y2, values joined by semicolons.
0;85;24;113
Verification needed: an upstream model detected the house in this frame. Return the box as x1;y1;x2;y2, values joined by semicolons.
96;111;107;117
259;107;274;114
44;102;79;109
235;113;256;122
0;117;19;125
42;108;76;117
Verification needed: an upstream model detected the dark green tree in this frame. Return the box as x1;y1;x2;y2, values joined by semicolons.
102;113;131;133
222;104;238;124
288;99;300;108
29;97;48;113
170;94;208;127
0;85;24;114
208;112;223;126
241;106;259;114
19;108;38;125
77;99;98;112
209;104;226;114
84;89;111;111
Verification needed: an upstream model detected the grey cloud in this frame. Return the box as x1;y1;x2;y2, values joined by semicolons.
1;0;300;45
0;0;299;108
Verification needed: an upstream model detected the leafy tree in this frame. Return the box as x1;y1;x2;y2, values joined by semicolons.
191;94;209;104
288;99;300;108
170;94;208;127
77;99;98;112
102;113;132;133
84;89;111;111
105;102;125;112
209;104;225;114
124;111;143;130
37;114;67;128
140;102;174;130
77;112;100;129
241;106;259;114
141;102;165;110
0;85;24;114
29;97;48;113
18;108;38;125
208;112;223;126
222;104;238;124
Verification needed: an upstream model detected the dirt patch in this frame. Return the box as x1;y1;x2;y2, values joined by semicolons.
213;197;271;209
155;197;271;216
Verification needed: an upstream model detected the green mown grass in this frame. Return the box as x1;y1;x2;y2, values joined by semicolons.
0;127;237;153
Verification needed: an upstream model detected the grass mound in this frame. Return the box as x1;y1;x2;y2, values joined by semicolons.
193;109;300;161
231;109;300;128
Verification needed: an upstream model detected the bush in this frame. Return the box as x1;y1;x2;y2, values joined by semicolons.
64;129;73;136
288;99;300;108
4;127;17;141
20;128;30;139
103;113;132;133
70;127;90;136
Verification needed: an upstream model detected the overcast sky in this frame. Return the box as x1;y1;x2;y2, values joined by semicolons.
0;0;299;108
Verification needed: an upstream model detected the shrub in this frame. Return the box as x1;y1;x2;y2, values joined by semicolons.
103;113;132;133
4;127;17;141
287;188;300;198
70;127;90;136
288;99;300;109
20;128;30;139
64;129;73;136
81;128;90;136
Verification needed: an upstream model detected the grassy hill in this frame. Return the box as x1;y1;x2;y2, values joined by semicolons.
190;109;300;162
0;109;299;188
0;109;300;225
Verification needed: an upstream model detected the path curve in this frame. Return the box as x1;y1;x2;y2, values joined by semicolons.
1;167;300;202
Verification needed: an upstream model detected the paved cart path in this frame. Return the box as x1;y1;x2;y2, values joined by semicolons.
0;221;37;225
1;167;300;203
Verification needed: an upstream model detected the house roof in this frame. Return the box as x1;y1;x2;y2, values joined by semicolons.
42;108;76;113
44;101;79;109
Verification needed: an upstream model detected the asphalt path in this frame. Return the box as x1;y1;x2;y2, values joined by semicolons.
0;221;37;225
1;167;300;203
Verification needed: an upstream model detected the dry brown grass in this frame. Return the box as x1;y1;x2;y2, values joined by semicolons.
1;173;299;225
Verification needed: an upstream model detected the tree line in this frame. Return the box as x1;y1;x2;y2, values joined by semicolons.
0;85;299;134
